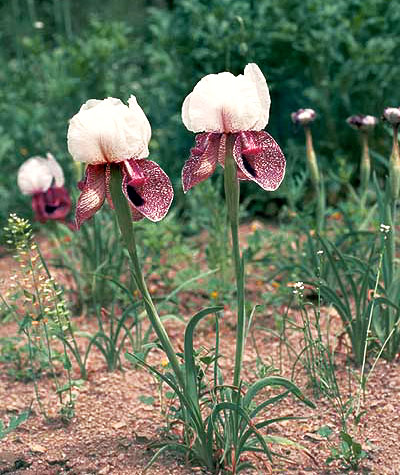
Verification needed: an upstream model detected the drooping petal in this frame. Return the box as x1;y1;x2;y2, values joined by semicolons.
67;96;151;165
182;133;222;193
42;186;72;221
31;193;48;223
216;133;247;180
182;68;267;134
46;153;65;187
31;187;71;223
17;157;53;195
233;131;286;191
75;164;107;228
122;159;173;222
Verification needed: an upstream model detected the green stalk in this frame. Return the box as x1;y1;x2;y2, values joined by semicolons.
304;126;324;233
360;132;371;207
389;124;400;202
304;126;320;188
109;165;185;390
355;243;384;417
224;135;245;389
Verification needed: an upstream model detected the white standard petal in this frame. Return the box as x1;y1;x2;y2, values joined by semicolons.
128;95;151;158
46;153;65;187
67;96;152;164
17;156;53;195
181;65;268;134
244;63;270;130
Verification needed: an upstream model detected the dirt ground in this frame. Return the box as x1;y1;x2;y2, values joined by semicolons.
1;228;400;475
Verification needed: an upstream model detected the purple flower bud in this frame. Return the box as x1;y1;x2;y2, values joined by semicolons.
346;115;378;132
383;107;400;125
291;108;316;126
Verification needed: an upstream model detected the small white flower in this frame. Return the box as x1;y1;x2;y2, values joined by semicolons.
291;108;316;126
379;223;390;234
383;107;400;126
292;281;305;295
317;250;324;255
182;63;270;133
346;114;378;132
34;21;44;29
17;153;64;195
67;96;151;164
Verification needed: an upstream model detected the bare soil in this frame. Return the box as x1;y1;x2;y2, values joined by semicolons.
1;225;400;475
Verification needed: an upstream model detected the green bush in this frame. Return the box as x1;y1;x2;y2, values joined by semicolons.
1;0;399;224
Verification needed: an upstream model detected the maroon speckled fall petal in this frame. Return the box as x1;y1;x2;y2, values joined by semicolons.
217;133;248;180
233;131;286;190
76;164;106;229
44;186;72;220
31;187;72;223
31;193;47;223
182;133;222;193
129;204;145;222
122;159;173;222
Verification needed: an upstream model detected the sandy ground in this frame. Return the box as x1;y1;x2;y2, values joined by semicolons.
1;228;400;475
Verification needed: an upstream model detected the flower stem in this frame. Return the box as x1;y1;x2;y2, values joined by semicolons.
360;132;371;207
224;135;245;389
304;126;324;233
109;165;185;390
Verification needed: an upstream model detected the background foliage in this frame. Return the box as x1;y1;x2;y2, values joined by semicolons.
1;0;399;223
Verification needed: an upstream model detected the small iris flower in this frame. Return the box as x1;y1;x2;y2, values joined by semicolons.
67;96;174;228
291;108;320;187
291;108;316;126
181;63;285;192
382;107;400;126
346;114;378;132
382;107;400;200
17;153;71;223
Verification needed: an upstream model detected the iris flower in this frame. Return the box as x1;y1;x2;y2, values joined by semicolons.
383;107;400;125
67;96;173;228
17;153;71;223
346;115;378;132
291;108;316;126
181;63;285;192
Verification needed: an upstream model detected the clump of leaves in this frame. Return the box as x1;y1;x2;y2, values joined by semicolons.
318;426;367;471
0;410;30;440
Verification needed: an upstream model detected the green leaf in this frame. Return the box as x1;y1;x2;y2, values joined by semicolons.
244;376;316;412
0;410;30;439
236;461;255;472
184;306;223;409
63;355;72;370
263;434;306;450
23;289;35;302
340;431;353;445
352;441;362;456
138;395;154;405
317;425;333;438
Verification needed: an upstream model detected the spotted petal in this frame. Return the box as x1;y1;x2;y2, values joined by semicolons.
182;133;224;193
122;159;173;222
34;186;72;222
31;193;47;223
76;164;106;228
233;131;286;191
